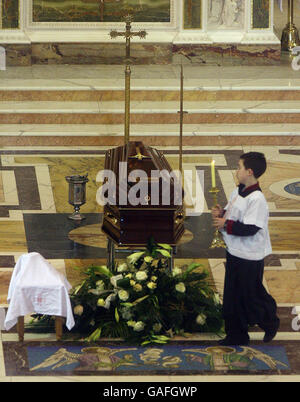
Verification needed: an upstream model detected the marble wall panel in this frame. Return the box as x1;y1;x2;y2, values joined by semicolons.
1;42;280;66
1;44;31;67
172;43;280;66
31;43;172;65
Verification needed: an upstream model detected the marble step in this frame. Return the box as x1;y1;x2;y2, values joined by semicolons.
1;100;300;124
2;89;300;102
1;100;300;113
1;123;300;137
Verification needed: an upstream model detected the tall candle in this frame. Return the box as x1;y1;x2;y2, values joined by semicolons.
211;160;216;188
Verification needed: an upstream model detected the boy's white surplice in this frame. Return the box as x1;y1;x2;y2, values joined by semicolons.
4;252;75;331
220;188;272;261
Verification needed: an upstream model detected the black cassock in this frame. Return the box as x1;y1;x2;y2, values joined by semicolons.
223;250;279;341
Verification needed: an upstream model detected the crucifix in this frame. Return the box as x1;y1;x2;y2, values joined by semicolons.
110;15;147;145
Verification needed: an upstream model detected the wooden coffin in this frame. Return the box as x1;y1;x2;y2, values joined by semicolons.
101;141;184;246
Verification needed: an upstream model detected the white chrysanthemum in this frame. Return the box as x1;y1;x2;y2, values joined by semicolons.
175;282;186;293
147;282;157;290
74;305;84;316
172;267;182;277
153;323;162;333
134;283;143;292
117;263;128;273
136;271;148;281
133;321;145;332
118;289;129;301
196;314;207;325
121;309;133;320
96;280;105;290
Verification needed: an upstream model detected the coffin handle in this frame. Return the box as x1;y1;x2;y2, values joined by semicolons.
106;212;118;225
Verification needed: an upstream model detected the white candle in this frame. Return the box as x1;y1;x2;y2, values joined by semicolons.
211;160;216;188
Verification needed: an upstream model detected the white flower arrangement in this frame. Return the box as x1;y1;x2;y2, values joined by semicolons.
69;240;224;345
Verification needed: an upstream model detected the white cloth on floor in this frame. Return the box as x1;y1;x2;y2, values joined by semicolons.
4;252;75;331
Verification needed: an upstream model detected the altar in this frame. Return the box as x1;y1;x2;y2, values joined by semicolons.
0;0;281;66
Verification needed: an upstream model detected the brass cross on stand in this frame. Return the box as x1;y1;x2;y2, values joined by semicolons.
110;15;147;145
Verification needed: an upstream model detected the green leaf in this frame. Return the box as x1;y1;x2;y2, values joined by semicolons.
120;302;134;308
156;335;170;341
132;295;149;305
127;251;145;265
92;265;113;278
115;307;120;323
157;243;173;250
141;340;152;346
72;280;87;295
183;263;202;279
87;327;101;342
157;249;171;258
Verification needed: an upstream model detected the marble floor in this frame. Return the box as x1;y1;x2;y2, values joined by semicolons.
0;64;300;383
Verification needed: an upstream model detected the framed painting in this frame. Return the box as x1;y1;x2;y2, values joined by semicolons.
252;0;270;29
1;0;19;29
31;0;171;24
183;0;202;30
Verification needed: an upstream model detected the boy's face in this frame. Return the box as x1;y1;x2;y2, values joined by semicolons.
236;159;252;184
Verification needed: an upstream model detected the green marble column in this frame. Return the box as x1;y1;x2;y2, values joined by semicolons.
1;0;19;29
252;0;270;29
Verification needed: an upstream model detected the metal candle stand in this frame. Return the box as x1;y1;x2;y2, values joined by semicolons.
209;187;226;249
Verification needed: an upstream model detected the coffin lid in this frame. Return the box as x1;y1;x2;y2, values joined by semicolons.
103;141;183;209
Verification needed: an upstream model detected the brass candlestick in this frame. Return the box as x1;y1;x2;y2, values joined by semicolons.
281;0;300;52
209;187;226;249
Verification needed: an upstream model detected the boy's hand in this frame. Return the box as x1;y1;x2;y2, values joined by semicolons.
213;217;226;230
211;204;223;218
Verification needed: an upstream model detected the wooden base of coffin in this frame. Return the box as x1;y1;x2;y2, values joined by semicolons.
102;208;184;247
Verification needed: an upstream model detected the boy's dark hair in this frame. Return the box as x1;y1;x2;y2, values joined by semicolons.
240;152;267;178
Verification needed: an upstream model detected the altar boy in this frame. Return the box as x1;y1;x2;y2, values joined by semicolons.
212;152;280;346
